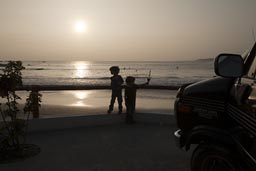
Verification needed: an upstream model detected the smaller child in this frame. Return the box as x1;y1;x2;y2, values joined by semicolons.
108;66;124;114
125;76;150;124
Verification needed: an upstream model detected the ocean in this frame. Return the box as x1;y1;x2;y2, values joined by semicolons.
17;60;215;86
0;60;215;116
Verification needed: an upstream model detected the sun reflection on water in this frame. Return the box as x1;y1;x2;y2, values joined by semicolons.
70;91;91;107
73;61;90;78
72;101;87;107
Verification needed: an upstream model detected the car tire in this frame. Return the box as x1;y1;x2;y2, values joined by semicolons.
191;144;244;171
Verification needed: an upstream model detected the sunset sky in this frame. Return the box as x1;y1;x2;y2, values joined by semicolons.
0;0;256;61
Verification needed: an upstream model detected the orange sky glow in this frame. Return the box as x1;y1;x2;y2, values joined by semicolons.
0;0;256;61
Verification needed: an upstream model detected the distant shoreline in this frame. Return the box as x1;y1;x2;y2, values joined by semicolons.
195;58;214;62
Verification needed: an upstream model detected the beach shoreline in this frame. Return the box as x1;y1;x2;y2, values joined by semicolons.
1;89;176;119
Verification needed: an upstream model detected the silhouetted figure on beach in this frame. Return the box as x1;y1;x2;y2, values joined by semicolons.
125;76;150;124
108;66;124;114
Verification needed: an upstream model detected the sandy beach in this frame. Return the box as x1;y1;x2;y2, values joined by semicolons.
0;86;188;170
1;89;177;118
0;89;190;171
0;114;191;171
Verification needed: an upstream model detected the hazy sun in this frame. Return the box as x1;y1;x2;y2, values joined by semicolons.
74;20;87;33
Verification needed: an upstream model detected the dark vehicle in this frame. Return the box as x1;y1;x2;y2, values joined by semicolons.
174;42;256;171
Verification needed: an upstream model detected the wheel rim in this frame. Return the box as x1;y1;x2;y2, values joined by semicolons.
201;154;236;171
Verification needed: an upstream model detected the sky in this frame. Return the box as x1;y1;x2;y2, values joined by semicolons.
0;0;256;61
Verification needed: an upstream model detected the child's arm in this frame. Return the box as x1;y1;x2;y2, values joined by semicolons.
118;75;124;86
138;78;150;88
124;87;129;105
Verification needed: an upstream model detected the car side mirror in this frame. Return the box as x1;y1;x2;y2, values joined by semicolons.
214;54;244;78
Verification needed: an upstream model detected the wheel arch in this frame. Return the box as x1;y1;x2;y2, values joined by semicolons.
184;125;235;151
184;125;256;170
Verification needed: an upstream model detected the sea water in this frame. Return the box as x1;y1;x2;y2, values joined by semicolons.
0;60;215;115
16;60;214;86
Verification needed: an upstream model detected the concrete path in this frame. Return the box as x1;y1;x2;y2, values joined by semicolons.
0;114;191;171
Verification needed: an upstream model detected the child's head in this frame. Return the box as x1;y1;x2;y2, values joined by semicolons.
126;76;135;85
109;66;120;75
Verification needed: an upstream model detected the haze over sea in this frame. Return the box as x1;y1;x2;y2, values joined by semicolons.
19;60;214;86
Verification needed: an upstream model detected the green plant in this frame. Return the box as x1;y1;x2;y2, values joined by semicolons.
0;61;25;149
23;90;42;137
0;61;41;162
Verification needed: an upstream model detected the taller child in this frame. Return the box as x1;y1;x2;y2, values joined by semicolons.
108;66;124;114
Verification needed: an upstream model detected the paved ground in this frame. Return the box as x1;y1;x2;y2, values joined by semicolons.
0;115;191;171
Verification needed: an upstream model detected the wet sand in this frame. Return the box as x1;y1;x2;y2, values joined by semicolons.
10;89;177;118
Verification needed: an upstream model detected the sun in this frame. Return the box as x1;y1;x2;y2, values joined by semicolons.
74;20;87;33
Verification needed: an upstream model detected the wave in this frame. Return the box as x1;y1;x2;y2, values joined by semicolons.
74;77;110;80
26;68;45;70
22;76;204;87
23;76;182;80
24;68;157;71
19;60;214;87
153;76;180;79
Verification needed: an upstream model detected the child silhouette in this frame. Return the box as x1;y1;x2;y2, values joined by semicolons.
125;76;150;124
108;66;124;114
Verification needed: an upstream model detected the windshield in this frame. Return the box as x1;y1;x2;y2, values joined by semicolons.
242;43;255;60
244;42;256;76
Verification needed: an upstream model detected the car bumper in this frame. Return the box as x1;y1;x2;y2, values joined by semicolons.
174;129;183;148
